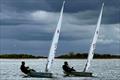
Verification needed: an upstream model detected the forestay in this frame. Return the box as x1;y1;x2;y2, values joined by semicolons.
84;3;104;72
45;1;65;72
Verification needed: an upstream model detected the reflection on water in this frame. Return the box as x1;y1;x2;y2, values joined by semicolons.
0;59;120;80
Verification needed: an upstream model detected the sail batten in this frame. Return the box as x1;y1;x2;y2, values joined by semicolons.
45;1;65;72
83;3;104;72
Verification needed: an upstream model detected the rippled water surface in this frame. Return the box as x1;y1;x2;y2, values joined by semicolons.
0;59;120;80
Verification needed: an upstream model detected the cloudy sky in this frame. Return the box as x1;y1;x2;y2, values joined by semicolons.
0;0;120;56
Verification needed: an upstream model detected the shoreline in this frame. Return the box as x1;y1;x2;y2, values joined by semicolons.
0;53;120;59
0;58;120;59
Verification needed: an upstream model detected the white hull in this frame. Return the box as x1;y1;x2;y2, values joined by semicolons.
28;71;53;78
64;71;93;77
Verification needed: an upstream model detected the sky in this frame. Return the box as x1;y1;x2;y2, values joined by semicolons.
0;0;120;56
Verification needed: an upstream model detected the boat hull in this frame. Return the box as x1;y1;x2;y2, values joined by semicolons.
64;71;93;77
28;71;53;78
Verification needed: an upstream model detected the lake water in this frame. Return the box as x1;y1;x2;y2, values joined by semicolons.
0;59;120;80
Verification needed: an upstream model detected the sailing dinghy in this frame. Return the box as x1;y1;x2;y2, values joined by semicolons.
64;3;104;77
27;1;65;78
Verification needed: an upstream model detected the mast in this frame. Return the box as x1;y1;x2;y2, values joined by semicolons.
83;3;104;72
45;1;65;72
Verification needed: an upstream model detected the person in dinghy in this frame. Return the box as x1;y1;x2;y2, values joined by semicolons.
20;61;36;74
62;61;76;73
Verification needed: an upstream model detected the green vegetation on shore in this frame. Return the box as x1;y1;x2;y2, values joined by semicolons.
0;54;46;59
56;52;120;59
0;52;120;59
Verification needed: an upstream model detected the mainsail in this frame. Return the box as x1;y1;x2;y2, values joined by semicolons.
83;3;104;72
45;1;65;72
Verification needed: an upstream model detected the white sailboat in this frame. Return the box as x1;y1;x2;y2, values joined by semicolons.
64;3;104;77
28;1;65;78
45;1;65;72
83;3;104;72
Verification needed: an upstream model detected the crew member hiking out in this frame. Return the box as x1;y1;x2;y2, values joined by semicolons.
62;61;76;73
20;61;35;74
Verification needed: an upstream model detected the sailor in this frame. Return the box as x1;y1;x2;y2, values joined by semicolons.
20;61;35;74
62;61;76;73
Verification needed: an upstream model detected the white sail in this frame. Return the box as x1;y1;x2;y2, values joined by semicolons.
83;3;104;72
45;1;65;72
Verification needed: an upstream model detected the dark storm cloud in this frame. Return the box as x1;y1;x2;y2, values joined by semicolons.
0;25;54;41
0;0;120;25
1;0;119;12
0;0;120;55
0;18;50;25
0;24;91;41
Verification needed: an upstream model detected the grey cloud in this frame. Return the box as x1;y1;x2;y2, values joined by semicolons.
1;0;120;12
98;24;120;44
0;0;119;26
0;25;53;41
0;0;120;55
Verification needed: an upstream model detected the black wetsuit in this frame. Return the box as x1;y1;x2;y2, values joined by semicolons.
62;65;75;72
20;65;30;74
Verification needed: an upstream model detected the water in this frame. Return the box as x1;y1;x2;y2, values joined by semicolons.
0;59;120;80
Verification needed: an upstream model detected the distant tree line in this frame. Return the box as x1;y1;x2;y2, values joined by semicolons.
0;52;120;59
56;52;120;59
0;54;46;59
